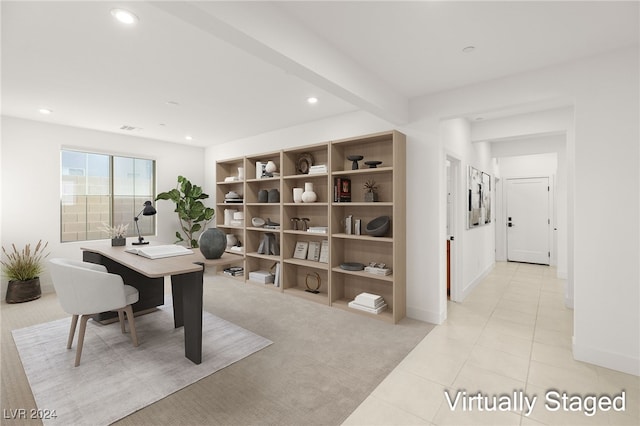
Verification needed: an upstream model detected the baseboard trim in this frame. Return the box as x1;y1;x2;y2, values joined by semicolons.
460;262;495;300
573;337;640;376
407;306;444;325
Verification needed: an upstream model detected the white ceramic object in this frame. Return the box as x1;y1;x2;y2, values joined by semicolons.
224;209;237;226
293;187;303;203
265;161;277;173
302;182;317;203
237;167;244;179
226;234;238;248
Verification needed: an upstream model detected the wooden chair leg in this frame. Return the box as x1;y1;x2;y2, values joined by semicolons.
118;310;126;334
75;314;91;367
123;305;138;347
67;314;79;349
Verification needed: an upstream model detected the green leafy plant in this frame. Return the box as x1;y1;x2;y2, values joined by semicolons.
1;240;50;281
156;176;215;248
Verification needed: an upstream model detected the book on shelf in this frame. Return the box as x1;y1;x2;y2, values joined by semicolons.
354;292;385;308
307;226;328;233
308;164;327;174
125;245;193;259
223;199;244;203
364;266;392;276
249;270;274;284
275;262;281;287
306;241;321;261
318;239;329;263
354;219;361;235
223;266;244;277
334;177;351;202
348;301;388;314
293;241;309;259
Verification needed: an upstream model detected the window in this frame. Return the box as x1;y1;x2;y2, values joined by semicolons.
61;150;155;242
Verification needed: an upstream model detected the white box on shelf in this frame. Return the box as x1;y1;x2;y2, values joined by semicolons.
249;270;274;284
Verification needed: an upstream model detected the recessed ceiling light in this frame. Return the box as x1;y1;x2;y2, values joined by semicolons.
166;101;180;107
462;46;476;53
307;97;318;104
111;8;139;25
185;135;193;141
38;108;52;115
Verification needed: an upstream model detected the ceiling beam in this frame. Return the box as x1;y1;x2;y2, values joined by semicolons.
149;1;408;125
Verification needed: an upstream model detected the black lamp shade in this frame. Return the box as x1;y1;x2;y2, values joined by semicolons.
141;201;157;216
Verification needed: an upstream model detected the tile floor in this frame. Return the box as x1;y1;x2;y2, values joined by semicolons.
343;262;639;425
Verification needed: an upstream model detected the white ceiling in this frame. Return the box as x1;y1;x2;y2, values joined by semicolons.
2;1;638;147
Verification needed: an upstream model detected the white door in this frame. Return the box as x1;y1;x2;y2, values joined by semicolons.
506;177;550;265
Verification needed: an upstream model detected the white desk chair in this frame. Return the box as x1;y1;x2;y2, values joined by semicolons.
49;258;139;366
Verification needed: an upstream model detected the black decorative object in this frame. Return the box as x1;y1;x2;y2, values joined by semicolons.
268;188;280;203
347;155;363;170
5;278;41;303
364;160;382;168
340;262;365;271
111;237;126;247
198;228;226;259
296;153;314;174
366;215;390;237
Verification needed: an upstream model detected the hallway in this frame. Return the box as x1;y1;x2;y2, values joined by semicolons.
344;262;639;425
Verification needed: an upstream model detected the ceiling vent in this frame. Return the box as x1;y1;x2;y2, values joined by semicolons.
119;125;141;132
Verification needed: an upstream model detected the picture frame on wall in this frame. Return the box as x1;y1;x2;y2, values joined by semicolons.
467;166;491;228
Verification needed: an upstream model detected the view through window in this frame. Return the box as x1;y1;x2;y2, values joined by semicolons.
60;150;155;242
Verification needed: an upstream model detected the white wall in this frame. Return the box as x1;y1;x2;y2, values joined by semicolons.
1;116;206;294
205;47;639;375
440;118;495;301
412;47;639;375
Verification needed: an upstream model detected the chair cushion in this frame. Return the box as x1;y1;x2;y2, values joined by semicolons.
124;285;139;306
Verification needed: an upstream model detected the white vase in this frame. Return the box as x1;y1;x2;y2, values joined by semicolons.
302;182;317;203
226;234;238;248
237;167;244;179
265;161;277;173
293;187;303;203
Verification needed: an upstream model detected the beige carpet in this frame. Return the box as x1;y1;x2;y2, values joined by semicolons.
11;300;272;425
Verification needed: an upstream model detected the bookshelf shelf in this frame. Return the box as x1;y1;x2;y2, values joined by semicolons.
215;130;405;323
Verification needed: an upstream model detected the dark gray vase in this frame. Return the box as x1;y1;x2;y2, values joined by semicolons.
198;228;226;259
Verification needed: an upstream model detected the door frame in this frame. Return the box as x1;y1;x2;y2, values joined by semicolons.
445;153;463;302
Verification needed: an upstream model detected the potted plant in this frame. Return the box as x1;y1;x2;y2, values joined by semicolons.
101;223;129;246
363;179;379;202
1;240;49;303
156;175;215;248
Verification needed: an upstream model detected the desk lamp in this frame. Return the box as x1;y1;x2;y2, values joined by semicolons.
133;201;157;245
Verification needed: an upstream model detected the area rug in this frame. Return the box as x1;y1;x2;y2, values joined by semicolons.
11;302;272;425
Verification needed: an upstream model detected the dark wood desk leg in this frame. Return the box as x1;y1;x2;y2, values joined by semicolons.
171;267;204;364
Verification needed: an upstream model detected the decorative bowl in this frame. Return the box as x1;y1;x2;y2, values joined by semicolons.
366;215;390;237
251;217;265;227
340;262;365;271
347;155;364;170
364;160;382;168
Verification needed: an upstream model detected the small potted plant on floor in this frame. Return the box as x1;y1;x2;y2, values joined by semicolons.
102;223;129;246
1;240;49;303
363;179;379;202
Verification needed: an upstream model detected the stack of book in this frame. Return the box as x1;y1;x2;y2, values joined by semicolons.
308;164;327;174
348;292;387;314
364;266;392;276
334;177;351;202
307;226;328;234
223;266;244;277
